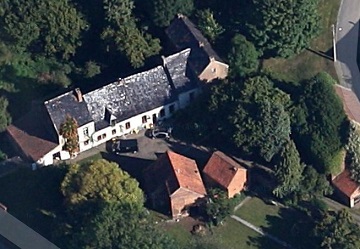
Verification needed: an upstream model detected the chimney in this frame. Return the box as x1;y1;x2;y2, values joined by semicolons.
210;56;215;62
232;166;238;172
199;41;204;47
161;55;167;68
177;13;184;19
74;88;83;102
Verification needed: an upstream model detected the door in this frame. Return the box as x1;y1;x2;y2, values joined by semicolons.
152;114;157;125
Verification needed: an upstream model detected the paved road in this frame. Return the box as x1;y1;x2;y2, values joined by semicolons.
335;0;360;95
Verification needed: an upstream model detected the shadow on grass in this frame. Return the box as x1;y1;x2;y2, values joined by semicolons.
248;207;316;249
0;166;67;244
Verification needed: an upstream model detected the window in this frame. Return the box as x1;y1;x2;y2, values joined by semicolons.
110;119;116;127
125;122;131;129
189;92;195;101
211;68;216;73
83;127;89;137
169;104;175;114
159;109;165;118
102;134;106;139
142;115;147;124
97;135;102;141
112;129;116;135
84;140;89;146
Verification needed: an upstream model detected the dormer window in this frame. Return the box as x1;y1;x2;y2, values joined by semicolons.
110;119;116;127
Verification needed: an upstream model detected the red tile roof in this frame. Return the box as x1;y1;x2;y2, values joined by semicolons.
332;169;360;198
6;106;59;162
334;85;360;124
147;151;206;196
203;151;246;189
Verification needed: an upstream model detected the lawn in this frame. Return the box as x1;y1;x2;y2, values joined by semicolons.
235;197;313;248
159;215;281;249
0;167;66;245
263;0;340;83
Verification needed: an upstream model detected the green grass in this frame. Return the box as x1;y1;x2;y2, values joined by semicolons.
0;167;66;244
235;197;313;247
263;0;340;82
160;215;281;249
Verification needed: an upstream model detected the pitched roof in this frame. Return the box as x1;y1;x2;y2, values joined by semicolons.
334;84;360;124
83;66;177;128
165;15;224;75
6;105;59;162
163;48;198;91
203;151;246;189
45;90;93;133
148;151;206;196
332;169;360;198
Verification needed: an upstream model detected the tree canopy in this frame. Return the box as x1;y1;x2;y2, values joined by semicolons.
347;122;360;183
293;72;347;173
59;115;79;156
0;96;11;132
246;0;319;58
61;159;144;209
147;0;194;27
228;34;259;78
196;9;224;43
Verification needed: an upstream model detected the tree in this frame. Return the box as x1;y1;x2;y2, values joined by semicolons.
223;76;291;162
102;0;161;68
346;122;360;183
0;96;11;132
61;159;144;209
68;202;179;249
293;72;347;173
228;34;259;78
246;0;319;58
204;188;236;225
0;0;88;59
196;9;224;42
273;139;304;198
59;115;79;156
148;0;194;27
314;210;360;249
83;61;101;78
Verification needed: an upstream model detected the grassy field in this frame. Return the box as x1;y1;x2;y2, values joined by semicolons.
235;197;313;248
263;0;340;83
160;217;281;249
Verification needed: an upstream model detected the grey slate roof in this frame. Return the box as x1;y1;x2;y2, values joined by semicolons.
83;66;177;127
166;15;223;75
45;91;92;132
163;48;198;91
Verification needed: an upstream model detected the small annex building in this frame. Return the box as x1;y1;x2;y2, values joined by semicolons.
203;151;247;198
332;169;360;208
166;14;228;83
144;150;206;218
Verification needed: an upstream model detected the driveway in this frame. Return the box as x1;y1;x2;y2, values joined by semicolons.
335;0;360;95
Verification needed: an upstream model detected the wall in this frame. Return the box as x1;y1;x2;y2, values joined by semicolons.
199;61;229;82
36;144;63;166
170;188;205;218
178;89;200;109
227;169;247;198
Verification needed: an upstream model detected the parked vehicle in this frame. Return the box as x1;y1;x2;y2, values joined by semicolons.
112;139;139;154
150;127;172;139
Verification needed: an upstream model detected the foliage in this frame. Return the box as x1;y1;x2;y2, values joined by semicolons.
0;149;7;162
0;96;11;132
314;210;360;249
273;139;304;198
196;9;224;42
347;122;360;183
60;159;144;209
68;202;179;249
228;34;259;78
148;0;194;27
83;61;101;78
59;115;79;156
292;72;347;173
0;0;88;59
246;0;320;58
219;76;291;162
102;0;161;68
204;188;236;225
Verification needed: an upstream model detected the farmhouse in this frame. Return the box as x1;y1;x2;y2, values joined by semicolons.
144;150;206;218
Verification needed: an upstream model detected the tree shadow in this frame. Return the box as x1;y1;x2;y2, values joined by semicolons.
306;47;333;61
247;207;316;249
